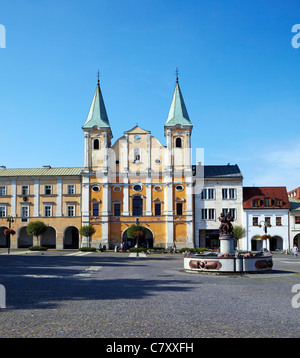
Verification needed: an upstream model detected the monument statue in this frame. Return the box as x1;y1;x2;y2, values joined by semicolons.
218;212;234;236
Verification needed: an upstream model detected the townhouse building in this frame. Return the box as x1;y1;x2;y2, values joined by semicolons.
243;187;290;251
289;197;300;248
194;164;244;249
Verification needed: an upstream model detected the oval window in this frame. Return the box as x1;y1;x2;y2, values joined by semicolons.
113;186;121;192
133;184;142;192
154;185;162;192
175;185;184;191
92;186;100;192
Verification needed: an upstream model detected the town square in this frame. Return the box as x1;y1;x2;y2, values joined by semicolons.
0;249;300;340
0;0;300;344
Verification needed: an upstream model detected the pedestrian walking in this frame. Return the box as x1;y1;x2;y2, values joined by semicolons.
293;244;298;258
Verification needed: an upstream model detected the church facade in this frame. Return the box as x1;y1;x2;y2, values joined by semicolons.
81;78;194;250
0;77;195;250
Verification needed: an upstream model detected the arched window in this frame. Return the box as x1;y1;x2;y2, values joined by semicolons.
133;196;143;216
93;139;100;150
175;137;182;148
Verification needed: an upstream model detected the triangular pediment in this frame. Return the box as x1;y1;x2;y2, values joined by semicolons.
124;126;150;135
153;197;164;203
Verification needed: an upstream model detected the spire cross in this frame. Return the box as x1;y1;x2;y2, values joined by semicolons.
175;67;179;83
97;70;100;85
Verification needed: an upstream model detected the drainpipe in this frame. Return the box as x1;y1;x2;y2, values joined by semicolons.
288;209;291;251
246;212;249;251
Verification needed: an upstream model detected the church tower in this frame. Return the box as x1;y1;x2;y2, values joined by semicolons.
82;77;113;172
81;77;113;247
164;75;193;171
164;75;194;248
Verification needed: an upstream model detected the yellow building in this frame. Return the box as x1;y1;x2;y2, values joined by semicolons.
81;77;194;249
0;167;82;249
0;76;194;250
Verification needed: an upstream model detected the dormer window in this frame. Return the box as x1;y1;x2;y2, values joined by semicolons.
264;198;272;207
252;199;262;207
93;139;100;150
274;199;283;207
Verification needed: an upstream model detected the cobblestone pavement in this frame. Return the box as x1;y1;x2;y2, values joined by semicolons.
0;250;300;338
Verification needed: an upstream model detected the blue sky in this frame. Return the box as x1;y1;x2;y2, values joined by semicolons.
0;0;299;190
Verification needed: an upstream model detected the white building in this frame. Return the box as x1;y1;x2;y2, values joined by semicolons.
243;187;290;252
289;198;300;249
194;164;244;249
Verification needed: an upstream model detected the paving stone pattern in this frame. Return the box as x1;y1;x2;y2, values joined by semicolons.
0;251;299;338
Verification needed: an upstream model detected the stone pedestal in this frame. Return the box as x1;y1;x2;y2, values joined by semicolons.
219;234;235;254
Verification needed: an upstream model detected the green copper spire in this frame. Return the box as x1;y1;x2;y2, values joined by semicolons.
165;79;192;128
82;79;112;137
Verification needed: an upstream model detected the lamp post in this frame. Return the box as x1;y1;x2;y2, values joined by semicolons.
259;220;271;250
136;217;139;257
259;220;271;234
6;216;14;254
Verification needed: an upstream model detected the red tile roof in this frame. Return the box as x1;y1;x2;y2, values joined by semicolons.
243;187;290;209
288;187;300;199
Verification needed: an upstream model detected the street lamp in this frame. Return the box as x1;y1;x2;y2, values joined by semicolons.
6;216;14;254
258;220;271;251
136;217;139;257
259;220;271;234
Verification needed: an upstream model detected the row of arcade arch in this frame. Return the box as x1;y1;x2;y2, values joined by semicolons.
0;226;80;249
0;225;155;249
251;234;300;251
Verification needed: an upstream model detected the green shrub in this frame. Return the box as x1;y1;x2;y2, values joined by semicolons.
179;247;210;253
28;246;48;251
179;247;194;253
79;246;97;252
129;247;148;253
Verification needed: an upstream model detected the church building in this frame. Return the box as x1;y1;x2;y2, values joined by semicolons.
0;76;195;250
81;76;194;249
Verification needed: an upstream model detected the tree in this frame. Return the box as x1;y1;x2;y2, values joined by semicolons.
26;221;47;246
126;224;146;240
79;225;95;247
233;225;246;241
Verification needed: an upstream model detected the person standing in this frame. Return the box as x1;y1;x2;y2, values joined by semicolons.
293;244;298;258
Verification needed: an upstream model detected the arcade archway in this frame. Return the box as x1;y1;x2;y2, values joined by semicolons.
18;227;33;248
122;226;154;249
63;226;79;249
251;235;263;251
0;226;9;248
40;226;56;248
270;236;283;251
293;233;300;247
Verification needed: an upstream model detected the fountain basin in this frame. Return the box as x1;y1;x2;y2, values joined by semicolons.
184;253;273;274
